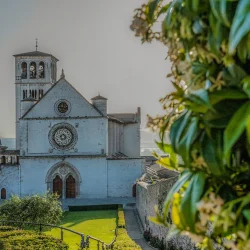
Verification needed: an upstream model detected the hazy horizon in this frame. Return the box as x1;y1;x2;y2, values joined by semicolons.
0;0;173;138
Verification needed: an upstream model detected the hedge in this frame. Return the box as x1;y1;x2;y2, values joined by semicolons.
0;226;68;250
113;228;141;250
113;206;141;250
117;205;125;228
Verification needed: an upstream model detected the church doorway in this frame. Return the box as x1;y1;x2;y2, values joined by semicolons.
46;161;81;199
53;175;63;198
1;188;6;199
66;175;76;198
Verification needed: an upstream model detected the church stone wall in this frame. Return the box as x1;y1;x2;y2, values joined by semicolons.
0;165;20;199
20;118;107;156
20;157;108;198
107;159;143;197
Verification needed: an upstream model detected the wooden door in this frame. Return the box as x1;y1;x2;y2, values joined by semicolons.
1;188;6;199
132;184;136;197
66;175;76;198
53;175;63;198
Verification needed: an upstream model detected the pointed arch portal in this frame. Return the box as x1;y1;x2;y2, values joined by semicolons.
46;161;81;199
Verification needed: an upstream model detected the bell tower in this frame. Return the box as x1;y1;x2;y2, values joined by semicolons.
13;44;59;149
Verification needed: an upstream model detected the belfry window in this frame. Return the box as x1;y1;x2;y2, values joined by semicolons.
1;188;6;199
21;62;27;79
29;62;36;79
39;62;45;78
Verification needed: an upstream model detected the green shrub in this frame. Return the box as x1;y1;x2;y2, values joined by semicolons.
0;229;68;250
0;193;62;225
113;228;141;250
113;206;141;249
0;226;18;232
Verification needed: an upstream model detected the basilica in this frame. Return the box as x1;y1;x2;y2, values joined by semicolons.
0;50;143;202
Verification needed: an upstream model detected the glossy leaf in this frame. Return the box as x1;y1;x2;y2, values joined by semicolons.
229;0;250;53
224;101;250;161
201;132;225;176
180;172;206;231
162;171;193;222
177;116;199;165
209;89;248;105
242;76;250;98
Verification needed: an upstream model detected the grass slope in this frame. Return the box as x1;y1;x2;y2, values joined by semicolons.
46;210;117;250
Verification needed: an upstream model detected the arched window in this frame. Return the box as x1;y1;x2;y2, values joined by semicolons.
23;90;25;99
29;90;31;97
53;175;63;198
21;62;27;79
38;62;45;78
66;175;76;198
35;90;37;99
32;90;35;98
41;89;44;97
29;62;36;79
1;188;6;199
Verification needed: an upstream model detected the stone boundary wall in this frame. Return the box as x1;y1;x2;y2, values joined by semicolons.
136;177;196;249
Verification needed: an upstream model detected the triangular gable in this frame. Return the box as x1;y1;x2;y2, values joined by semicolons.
22;78;102;119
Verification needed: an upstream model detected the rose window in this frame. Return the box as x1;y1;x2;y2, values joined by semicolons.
49;123;77;150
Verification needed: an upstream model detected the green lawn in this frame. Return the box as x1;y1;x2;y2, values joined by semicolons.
46;210;117;250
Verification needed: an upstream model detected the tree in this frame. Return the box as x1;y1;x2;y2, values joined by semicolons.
131;0;250;249
0;193;62;225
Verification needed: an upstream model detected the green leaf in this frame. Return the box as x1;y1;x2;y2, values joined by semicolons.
180;172;206;231
166;227;181;241
209;89;248;105
210;0;232;28
242;76;250;98
237;34;248;63
147;0;161;22
178;116;200;165
229;0;250;53
170;111;192;152
162;171;193;221
156;142;178;169
223;65;248;86
201;132;225;176
243;209;250;221
224;100;250;161
185;89;214;113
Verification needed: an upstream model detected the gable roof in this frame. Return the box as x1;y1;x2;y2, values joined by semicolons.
13;50;59;61
21;77;103;119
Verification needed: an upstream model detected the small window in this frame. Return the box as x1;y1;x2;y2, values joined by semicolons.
1;188;6;199
29;62;36;79
21;62;27;79
39;62;45;78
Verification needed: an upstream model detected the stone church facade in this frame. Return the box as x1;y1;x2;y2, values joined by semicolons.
0;50;143;200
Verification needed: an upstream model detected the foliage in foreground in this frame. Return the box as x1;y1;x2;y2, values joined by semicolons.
0;193;62;225
0;226;68;250
131;0;250;249
113;207;141;250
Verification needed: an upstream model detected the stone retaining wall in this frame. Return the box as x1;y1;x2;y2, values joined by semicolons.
136;177;196;250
